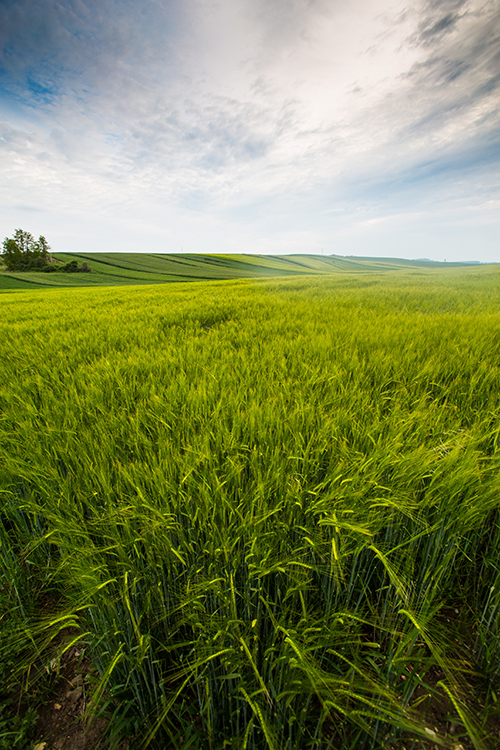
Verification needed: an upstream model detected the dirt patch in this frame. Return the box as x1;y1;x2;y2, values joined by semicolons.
33;644;127;750
396;665;500;749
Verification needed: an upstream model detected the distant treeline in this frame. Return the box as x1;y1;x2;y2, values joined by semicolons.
1;229;91;273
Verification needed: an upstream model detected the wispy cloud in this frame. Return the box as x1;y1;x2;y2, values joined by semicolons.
0;0;498;259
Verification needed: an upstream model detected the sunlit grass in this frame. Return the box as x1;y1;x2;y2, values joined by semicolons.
1;267;499;749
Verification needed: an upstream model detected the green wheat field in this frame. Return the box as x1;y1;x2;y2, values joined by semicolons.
1;259;500;749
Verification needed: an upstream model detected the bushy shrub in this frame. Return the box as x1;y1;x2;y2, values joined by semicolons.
61;260;92;273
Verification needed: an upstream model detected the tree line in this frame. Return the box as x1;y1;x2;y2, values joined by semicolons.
1;229;91;273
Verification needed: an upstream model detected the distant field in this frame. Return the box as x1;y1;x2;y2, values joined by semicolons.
0;251;482;289
1;267;499;750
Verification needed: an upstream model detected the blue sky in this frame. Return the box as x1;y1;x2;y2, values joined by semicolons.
0;0;498;260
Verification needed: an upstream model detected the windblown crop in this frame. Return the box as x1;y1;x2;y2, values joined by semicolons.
1;268;499;749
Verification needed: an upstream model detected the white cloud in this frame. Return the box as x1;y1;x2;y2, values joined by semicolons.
0;0;498;260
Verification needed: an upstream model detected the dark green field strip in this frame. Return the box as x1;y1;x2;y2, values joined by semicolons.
53;252;248;279
204;254;315;274
151;254;251;277
273;254;321;270
182;254;305;276
0;270;94;288
56;252;243;276
150;254;290;277
153;253;254;272
72;253;210;277
0;273;50;290
212;253;323;273
1;268;179;289
279;255;365;272
54;253;182;279
57;252;321;276
197;254;314;275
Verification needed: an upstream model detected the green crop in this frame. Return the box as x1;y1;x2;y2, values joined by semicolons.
1;266;499;749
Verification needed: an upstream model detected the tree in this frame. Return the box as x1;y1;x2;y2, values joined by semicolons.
36;235;51;260
1;229;52;271
2;238;22;270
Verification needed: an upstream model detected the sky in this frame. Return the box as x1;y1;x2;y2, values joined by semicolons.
0;0;498;261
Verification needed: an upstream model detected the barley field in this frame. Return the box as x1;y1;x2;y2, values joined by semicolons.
1;266;500;749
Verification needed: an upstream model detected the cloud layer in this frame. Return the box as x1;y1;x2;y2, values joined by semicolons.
0;0;498;259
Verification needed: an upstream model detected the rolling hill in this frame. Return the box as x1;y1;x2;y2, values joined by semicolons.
0;251;484;290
